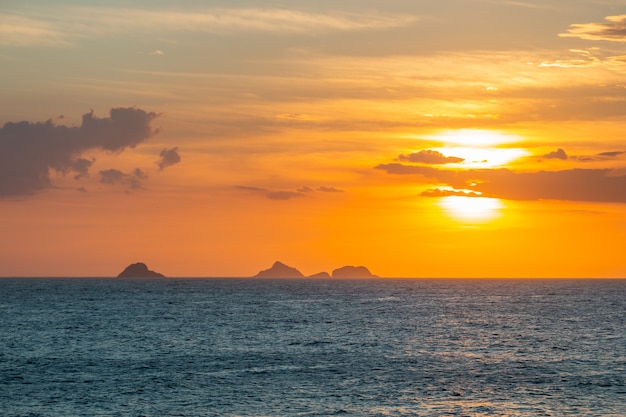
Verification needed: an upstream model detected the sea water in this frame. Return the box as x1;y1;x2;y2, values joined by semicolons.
0;278;624;416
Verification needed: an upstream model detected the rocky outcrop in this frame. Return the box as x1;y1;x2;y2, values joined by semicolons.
331;265;378;278
117;262;165;278
252;261;304;278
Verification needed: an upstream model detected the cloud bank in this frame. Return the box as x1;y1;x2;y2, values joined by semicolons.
0;108;159;197
375;163;626;203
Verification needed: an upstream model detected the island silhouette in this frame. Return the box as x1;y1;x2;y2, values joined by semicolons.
114;260;377;278
331;265;379;278
117;262;165;278
251;261;378;278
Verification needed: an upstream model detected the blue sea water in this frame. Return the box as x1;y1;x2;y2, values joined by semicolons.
0;278;624;416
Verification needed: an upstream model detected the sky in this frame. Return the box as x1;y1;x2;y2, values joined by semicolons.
1;0;626;277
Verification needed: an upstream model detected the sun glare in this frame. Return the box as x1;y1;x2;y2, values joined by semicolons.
434;146;528;168
439;196;504;223
413;129;528;168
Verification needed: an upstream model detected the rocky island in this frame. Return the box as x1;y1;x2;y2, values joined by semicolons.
252;261;378;278
331;265;378;278
117;262;165;278
252;261;304;278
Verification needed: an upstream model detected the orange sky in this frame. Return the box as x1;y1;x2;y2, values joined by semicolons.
1;1;626;277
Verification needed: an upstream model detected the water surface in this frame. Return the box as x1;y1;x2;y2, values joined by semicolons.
1;278;624;416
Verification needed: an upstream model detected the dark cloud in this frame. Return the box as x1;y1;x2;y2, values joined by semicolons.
560;15;626;42
543;148;568;160
157;147;181;171
598;151;625;158
375;163;626;203
299;185;344;193
99;168;147;189
266;191;304;200
236;185;267;192
399;149;464;164
317;186;344;192
71;158;94;179
0;107;159;197
559;150;625;162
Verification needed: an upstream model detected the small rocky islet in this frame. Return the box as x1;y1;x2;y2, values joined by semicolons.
116;262;165;278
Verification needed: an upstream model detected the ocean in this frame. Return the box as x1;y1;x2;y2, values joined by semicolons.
0;278;624;416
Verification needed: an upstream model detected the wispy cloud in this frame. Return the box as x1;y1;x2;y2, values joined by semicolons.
1;7;419;47
0;14;69;47
560;15;626;43
539;49;601;68
482;0;555;10
236;184;344;200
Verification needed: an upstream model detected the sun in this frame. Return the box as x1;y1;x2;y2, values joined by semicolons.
423;129;528;168
439;196;504;223
433;146;527;168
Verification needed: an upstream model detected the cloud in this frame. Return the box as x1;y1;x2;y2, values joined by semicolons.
399;149;465;164
421;188;483;198
375;163;626;203
560;15;626;43
100;168;147;189
598;151;624;158
237;184;343;200
539;49;601;68
72;158;94;179
0;14;69;47
481;0;555;9
317;186;344;193
0;107;159;197
266;191;304;200
149;50;165;56
236;185;267;192
157;147;181;171
543;148;568;160
498;1;553;9
1;7;418;46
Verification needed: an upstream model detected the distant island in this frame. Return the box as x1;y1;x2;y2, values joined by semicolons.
331;265;379;278
251;261;378;278
117;262;165;278
252;261;304;278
